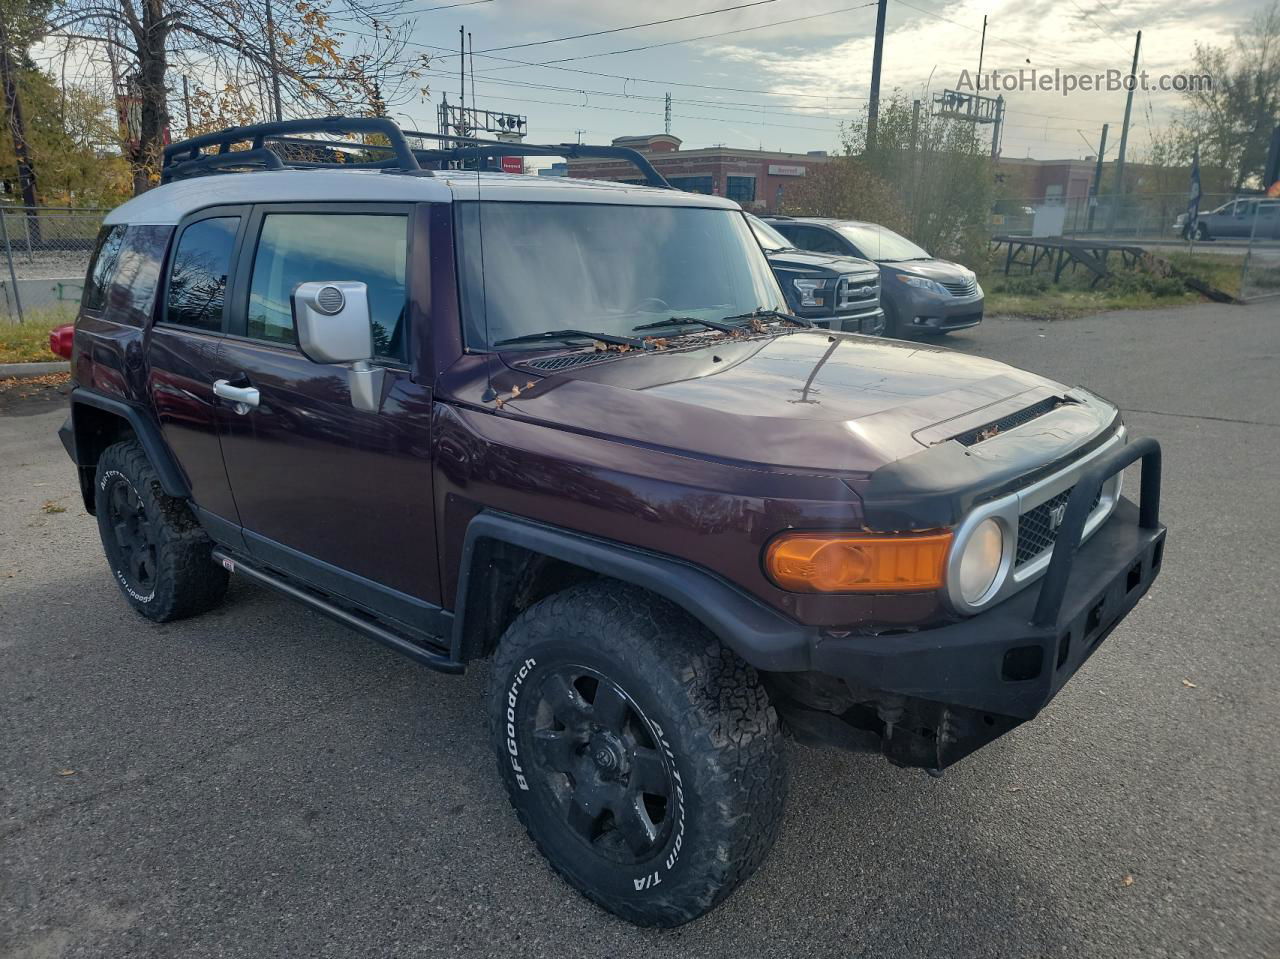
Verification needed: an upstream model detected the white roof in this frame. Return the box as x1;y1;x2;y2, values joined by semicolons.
106;168;739;225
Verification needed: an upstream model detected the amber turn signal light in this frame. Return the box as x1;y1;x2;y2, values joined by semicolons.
764;531;952;593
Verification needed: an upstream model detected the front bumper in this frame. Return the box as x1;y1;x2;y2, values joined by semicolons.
797;440;1165;769
897;288;985;332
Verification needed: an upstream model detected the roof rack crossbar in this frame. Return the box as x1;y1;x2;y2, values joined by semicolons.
165;147;286;181
159;116;671;188
163;116;422;182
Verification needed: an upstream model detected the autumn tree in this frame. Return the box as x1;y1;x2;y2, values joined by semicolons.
785;94;995;263
47;0;429;192
1176;0;1280;191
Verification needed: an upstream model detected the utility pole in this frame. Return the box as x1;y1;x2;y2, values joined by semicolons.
867;0;888;147
1087;123;1108;232
0;6;39;218
1108;30;1141;234
909;98;920;226
977;14;987;77
664;93;672;136
459;25;466;137
265;0;284;122
182;75;193;133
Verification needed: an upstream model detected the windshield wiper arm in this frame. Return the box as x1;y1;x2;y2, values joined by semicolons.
633;316;741;334
493;329;651;349
720;308;813;329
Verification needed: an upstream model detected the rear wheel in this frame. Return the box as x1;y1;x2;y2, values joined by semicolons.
94;441;228;622
1196;222;1211;241
488;581;787;926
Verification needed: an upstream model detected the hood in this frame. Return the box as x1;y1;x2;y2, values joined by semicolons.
879;258;974;281
765;248;878;276
477;331;1115;475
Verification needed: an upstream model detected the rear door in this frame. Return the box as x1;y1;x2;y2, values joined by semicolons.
147;207;247;528
213;203;444;629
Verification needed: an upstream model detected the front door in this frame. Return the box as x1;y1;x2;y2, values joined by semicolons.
147;208;247;527
214;203;443;632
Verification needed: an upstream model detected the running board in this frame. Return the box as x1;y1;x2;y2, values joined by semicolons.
211;550;464;674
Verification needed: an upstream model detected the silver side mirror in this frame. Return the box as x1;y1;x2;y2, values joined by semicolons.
292;281;384;413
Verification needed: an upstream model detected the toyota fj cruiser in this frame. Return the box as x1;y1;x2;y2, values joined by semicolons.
58;118;1166;927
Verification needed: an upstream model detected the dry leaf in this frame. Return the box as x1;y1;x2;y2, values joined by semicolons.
1121;874;1135;887
525;381;535;390
493;396;505;410
592;340;608;352
57;769;76;776
1007;785;1023;793
1181;678;1197;688
509;384;521;398
41;501;66;514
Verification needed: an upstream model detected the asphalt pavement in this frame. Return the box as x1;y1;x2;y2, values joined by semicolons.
2;301;1278;958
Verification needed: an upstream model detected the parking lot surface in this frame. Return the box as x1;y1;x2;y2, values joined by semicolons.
3;301;1277;958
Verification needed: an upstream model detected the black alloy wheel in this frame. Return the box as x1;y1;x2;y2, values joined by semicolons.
526;665;676;864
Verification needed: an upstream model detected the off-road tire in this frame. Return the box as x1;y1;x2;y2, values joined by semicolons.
93;441;228;622
488;581;787;927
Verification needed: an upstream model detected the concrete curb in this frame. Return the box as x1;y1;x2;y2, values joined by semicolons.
0;361;70;379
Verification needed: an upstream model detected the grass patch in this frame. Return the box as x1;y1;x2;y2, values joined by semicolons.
980;267;1201;320
0;305;77;363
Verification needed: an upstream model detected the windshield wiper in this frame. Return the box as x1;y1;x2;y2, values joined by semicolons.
720;308;813;329
493;329;652;350
633;316;741;335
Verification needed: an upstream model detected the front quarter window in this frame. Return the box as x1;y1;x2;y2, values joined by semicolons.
456;202;787;350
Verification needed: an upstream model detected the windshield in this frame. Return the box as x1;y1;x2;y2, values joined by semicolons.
747;214;793;252
456;202;787;350
837;223;930;261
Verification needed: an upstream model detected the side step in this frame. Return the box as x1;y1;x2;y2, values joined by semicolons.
211;550;464;674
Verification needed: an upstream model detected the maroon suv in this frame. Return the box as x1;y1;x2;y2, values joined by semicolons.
58;118;1166;927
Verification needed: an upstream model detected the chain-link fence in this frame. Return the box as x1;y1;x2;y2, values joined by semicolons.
990;192;1280;303
1;206;108;323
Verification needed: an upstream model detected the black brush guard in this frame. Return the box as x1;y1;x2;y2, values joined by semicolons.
808;438;1165;770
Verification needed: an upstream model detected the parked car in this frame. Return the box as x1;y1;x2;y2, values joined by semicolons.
1174;198;1280;240
745;213;885;335
57;117;1166;929
764;216;984;337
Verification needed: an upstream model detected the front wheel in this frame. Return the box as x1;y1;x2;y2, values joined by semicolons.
488;581;788;926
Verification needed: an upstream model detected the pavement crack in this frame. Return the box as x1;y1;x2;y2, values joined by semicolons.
1121;407;1280;428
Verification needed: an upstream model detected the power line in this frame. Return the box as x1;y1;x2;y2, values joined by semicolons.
432;0;781;60
525;3;879;68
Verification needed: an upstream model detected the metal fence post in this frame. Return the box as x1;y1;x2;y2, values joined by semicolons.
0;209;24;325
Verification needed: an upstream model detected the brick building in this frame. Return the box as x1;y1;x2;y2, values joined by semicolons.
566;134;831;213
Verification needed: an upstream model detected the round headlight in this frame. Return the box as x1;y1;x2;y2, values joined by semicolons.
958;518;1004;604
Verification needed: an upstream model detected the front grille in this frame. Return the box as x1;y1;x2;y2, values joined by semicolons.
522;351;603;373
941;277;978;297
952;397;1066;447
1015;485;1103;566
837;274;879;310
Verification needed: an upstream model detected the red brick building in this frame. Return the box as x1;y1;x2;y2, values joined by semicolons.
567;134;831;213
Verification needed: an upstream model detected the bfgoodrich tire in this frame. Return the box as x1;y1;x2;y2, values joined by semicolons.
94;440;228;622
488;581;787;927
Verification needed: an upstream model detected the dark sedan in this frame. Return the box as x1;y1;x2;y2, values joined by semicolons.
763;216;984;338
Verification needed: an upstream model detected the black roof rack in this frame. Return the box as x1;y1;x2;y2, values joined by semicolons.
161;115;672;189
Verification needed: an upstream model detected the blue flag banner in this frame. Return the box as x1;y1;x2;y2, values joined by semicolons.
1188;148;1202;236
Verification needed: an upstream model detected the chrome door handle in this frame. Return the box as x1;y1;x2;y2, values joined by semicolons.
213;379;260;412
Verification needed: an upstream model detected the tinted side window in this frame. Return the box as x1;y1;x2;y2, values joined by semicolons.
246;213;408;361
100;225;172;327
166;217;239;332
82;225;127;312
793;227;848;255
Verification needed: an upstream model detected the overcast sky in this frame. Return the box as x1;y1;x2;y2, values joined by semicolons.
34;0;1262;162
392;0;1257;161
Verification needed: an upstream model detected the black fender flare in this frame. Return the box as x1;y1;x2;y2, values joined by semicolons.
450;510;814;672
68;388;191;500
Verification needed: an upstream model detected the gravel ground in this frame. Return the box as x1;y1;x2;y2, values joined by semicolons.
1;301;1277;958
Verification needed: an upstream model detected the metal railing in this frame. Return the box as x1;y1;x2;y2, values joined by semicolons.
1;206;108;323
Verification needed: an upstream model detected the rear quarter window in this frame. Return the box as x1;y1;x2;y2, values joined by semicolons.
81;224;173;326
